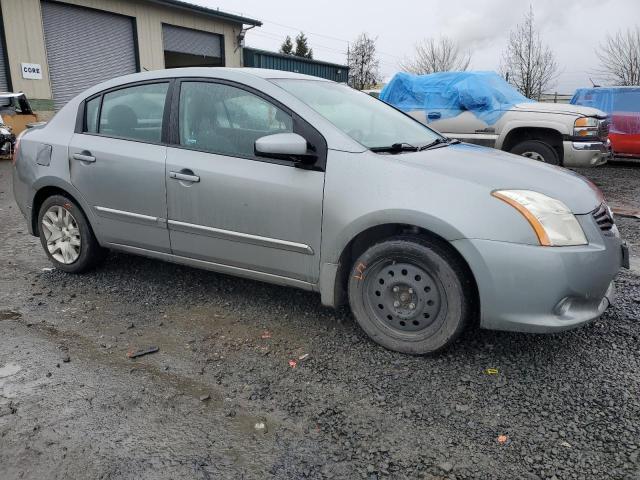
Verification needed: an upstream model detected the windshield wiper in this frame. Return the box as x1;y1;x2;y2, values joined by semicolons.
370;142;419;153
419;137;461;151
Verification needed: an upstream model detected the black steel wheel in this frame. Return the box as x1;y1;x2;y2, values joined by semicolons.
364;261;444;333
348;236;473;354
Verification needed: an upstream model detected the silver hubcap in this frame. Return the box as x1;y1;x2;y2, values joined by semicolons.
521;151;545;162
41;206;81;264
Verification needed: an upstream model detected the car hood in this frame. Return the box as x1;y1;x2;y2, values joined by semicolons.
513;102;607;118
401;143;602;215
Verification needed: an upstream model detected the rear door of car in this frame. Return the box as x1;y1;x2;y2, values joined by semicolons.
164;79;326;283
68;81;172;252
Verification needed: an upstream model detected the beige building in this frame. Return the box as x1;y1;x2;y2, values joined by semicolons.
0;0;261;114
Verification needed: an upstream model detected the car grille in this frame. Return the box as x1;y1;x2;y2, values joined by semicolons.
593;203;614;231
597;118;610;141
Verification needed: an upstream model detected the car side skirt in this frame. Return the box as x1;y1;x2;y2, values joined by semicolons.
107;243;317;292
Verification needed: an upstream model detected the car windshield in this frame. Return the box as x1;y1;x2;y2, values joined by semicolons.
272;79;443;150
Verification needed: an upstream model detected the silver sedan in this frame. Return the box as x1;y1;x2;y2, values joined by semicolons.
12;68;629;354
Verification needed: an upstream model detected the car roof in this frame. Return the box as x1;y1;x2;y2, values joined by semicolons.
102;67;332;84
576;86;640;93
237;68;331;81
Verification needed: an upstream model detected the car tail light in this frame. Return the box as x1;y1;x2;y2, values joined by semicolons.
12;130;26;165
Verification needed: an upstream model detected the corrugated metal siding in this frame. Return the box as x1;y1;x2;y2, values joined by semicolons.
243;49;349;82
162;24;222;58
41;1;138;110
0;20;8;92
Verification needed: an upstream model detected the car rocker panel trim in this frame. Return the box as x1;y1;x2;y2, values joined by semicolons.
167;219;315;255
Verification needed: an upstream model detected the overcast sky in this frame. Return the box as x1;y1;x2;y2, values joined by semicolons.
193;0;639;93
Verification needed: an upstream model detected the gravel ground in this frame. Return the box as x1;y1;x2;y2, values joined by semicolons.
574;162;640;211
1;160;639;480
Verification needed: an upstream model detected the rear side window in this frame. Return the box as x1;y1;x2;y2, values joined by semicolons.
179;81;293;158
94;83;169;143
85;97;100;133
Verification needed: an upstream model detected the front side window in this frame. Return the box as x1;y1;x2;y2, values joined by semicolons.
179;82;293;158
97;83;169;142
272;79;442;150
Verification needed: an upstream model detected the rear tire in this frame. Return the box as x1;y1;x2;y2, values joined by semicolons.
510;140;560;165
38;194;106;273
347;236;473;354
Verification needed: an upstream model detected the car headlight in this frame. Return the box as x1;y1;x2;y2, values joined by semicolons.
574;116;599;138
492;190;588;246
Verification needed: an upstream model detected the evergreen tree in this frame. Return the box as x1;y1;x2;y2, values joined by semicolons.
280;36;294;55
294;32;313;59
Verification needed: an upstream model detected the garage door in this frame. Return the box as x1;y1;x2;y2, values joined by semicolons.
0;20;9;92
41;1;137;110
162;24;223;68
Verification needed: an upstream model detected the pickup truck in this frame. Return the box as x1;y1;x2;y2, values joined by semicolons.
380;72;611;167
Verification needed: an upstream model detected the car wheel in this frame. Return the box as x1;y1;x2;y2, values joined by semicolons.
38;194;106;273
347;236;472;354
510;140;560;165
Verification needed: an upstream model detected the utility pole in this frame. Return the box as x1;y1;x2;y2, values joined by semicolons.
347;43;350;87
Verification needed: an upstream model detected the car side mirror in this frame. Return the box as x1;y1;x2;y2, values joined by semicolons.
254;133;317;166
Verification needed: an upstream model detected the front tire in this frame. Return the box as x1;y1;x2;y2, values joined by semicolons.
38;194;106;273
510;140;560;165
348;236;473;354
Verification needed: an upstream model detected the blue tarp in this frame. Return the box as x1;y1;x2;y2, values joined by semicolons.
571;87;640;114
571;88;640;135
379;71;534;125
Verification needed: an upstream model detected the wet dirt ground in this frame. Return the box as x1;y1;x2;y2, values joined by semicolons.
1;160;639;480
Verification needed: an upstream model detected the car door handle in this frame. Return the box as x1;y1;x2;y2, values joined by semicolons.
427;112;442;120
72;153;96;163
169;171;200;183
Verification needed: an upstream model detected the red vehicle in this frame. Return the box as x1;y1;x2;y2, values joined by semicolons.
571;87;640;158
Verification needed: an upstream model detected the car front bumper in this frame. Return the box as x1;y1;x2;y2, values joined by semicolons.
562;139;611;167
452;215;626;333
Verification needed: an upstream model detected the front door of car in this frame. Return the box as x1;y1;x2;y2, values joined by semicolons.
68;81;171;252
165;80;325;283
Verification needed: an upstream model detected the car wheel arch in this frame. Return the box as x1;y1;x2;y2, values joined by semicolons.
31;182;96;239
500;126;564;164
325;221;479;318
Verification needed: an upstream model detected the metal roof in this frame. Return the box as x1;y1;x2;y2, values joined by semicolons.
243;47;348;69
147;0;262;26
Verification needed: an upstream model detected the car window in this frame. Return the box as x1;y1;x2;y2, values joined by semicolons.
273;79;442;149
179;82;293;158
97;83;169;143
85;97;100;133
613;91;640;113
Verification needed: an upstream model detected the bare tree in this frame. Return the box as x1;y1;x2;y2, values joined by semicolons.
400;36;471;74
348;33;380;90
500;6;558;99
596;27;640;86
